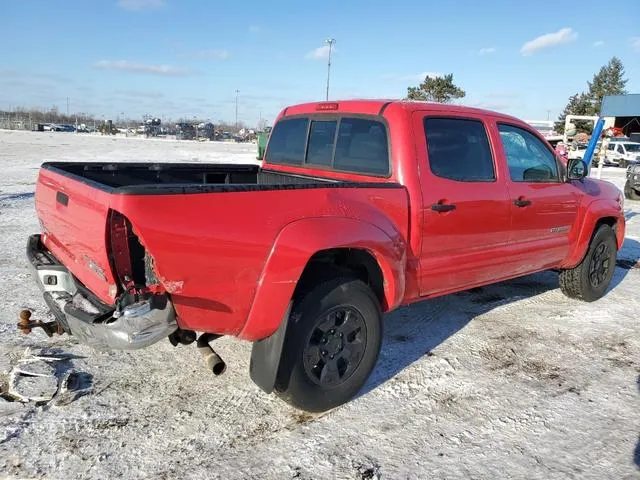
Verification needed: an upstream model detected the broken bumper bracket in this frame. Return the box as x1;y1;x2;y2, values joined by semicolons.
24;234;178;350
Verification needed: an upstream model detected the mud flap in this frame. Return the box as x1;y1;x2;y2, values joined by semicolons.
249;302;291;394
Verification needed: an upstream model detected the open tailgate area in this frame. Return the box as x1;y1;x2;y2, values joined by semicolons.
35;166;118;305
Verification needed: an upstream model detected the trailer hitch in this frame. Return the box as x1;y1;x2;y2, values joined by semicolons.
18;310;64;337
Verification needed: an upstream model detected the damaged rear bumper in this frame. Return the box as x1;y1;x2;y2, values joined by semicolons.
26;234;177;350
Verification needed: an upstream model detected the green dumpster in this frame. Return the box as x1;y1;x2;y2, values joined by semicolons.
257;132;268;160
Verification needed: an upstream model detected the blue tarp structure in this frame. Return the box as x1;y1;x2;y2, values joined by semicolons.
601;94;640;117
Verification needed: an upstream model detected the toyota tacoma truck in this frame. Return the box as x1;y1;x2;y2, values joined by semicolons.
22;100;625;412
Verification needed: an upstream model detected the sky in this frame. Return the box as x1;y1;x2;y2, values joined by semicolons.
1;0;639;126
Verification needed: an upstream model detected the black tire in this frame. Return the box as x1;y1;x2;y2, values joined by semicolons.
275;278;382;412
559;225;617;302
624;180;640;201
620;159;627;169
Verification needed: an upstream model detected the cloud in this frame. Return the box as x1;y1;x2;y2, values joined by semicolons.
0;69;72;83
632;37;640;53
117;0;164;11
180;49;229;60
305;45;336;60
94;60;191;76
485;92;520;99
182;96;206;103
478;47;496;56
383;72;442;82
521;27;577;55
115;89;165;99
465;100;514;111
0;79;56;91
593;40;604;47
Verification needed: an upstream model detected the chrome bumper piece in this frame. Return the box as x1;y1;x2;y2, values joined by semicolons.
26;234;177;350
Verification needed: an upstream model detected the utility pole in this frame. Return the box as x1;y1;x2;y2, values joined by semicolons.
546;109;551;121
66;97;69;117
324;38;336;101
235;89;240;130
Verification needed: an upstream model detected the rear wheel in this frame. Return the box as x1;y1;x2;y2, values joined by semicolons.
620;159;628;169
624;180;640;200
559;225;617;302
275;278;382;412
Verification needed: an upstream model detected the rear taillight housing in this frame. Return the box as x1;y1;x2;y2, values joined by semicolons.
107;210;148;293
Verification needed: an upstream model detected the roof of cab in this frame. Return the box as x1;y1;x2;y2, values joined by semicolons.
282;99;524;124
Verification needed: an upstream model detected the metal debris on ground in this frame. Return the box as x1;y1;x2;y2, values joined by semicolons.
4;350;92;404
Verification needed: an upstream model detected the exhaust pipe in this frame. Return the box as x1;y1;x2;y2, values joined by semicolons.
196;333;226;376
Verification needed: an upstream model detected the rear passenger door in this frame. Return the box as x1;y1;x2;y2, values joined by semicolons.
415;113;513;296
495;123;579;272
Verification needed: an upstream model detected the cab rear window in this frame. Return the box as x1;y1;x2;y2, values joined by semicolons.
265;116;390;176
264;117;308;166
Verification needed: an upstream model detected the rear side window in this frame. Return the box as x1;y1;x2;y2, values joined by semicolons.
424;118;495;182
265;116;389;175
265;118;309;165
334;118;389;175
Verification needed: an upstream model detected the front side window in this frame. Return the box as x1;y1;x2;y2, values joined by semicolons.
498;124;559;182
264;118;309;165
424;117;495;182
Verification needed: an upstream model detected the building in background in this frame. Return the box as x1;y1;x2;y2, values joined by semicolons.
526;120;563;146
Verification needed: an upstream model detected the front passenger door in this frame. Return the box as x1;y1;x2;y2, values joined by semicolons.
497;123;579;273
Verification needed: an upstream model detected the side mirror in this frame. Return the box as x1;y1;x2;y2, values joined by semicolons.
567;159;588;181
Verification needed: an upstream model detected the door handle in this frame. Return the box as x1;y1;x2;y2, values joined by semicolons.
431;203;456;213
513;197;532;208
56;191;69;206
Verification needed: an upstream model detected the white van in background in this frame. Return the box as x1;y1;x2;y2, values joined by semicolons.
605;140;640;168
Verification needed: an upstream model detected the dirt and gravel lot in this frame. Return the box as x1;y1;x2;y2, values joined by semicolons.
0;130;638;479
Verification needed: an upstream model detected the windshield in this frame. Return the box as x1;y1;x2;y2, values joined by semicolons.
623;143;640;152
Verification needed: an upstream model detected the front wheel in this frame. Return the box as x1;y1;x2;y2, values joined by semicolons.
620;159;627;169
559;225;617;302
275;278;382;412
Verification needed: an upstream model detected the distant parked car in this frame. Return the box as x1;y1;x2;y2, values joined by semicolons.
176;123;196;140
568;143;587;160
605;140;640;168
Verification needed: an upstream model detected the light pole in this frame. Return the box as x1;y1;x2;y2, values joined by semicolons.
235;89;240;130
324;38;336;101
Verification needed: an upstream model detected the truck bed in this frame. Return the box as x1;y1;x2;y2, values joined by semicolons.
41;162;342;194
35;161;408;338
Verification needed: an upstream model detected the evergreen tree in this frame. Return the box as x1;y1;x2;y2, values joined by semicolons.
556;57;628;134
586;56;628;107
406;74;466;103
555;93;593;134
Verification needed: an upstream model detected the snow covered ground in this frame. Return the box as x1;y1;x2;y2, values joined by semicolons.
0;130;638;479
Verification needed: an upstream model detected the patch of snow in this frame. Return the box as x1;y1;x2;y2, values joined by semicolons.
72;294;100;315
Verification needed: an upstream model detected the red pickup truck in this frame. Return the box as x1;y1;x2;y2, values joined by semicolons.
23;100;625;412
